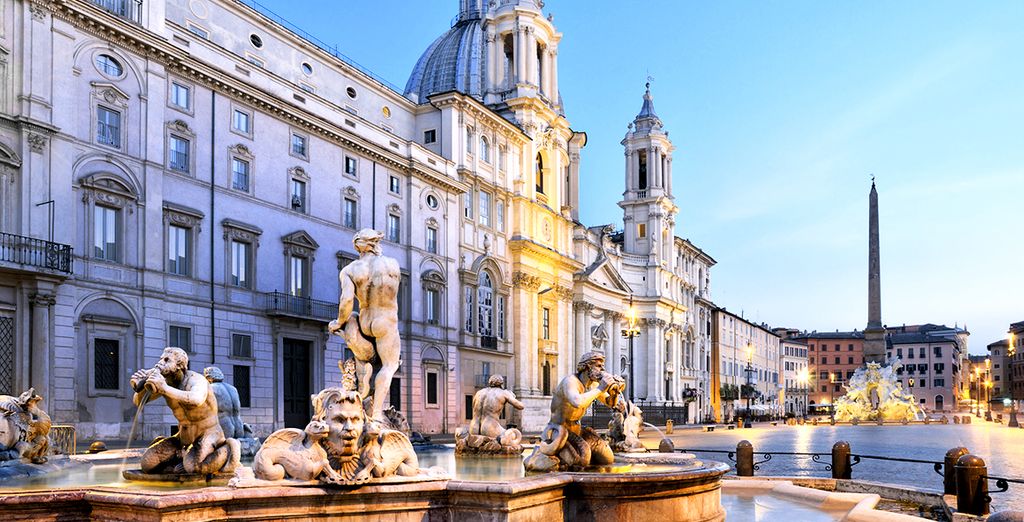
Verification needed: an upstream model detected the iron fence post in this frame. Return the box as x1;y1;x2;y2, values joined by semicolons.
832;441;851;479
944;447;969;495
955;454;989;516
736;440;754;476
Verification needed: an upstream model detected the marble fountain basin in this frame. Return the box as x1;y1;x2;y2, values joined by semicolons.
0;446;730;521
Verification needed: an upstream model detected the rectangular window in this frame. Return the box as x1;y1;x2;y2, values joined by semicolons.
496;201;505;231
169;135;190;173
246;55;265;69
934;378;944;388
343;198;358;228
423;129;436;144
170;82;191;110
186;23;209;39
896;348;903;358
94;338;119;390
465;395;473;420
479;191;491;227
389;175;400;194
231;158;250;191
93;205;120;261
933;346;942;357
464;287;473;333
290;179;306;213
426;288;440;324
497;295;506;339
542;307;550;340
426;371;438;405
232;109;251;134
168;325;192;352
919;347;926;358
167;224;191;275
819;371;828;380
96;106;121;148
834;357;839;364
344;156;358;176
289;256;308;297
426;226;438;254
847;356;853;364
464;193;473;219
291;133;308;158
233;365;251;408
230;240;252;288
231;333;252;358
387;214;400;242
638;223;646;238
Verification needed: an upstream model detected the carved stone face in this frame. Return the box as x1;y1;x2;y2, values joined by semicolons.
329;399;364;442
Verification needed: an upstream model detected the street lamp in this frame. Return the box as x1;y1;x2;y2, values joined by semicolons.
1009;334;1019;427
985;358;993;421
744;342;754;428
974;368;982;418
797;367;809;419
620;295;642;403
829;372;836;422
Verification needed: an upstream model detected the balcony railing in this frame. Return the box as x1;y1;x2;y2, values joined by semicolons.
0;232;73;274
90;0;143;23
263;291;335;322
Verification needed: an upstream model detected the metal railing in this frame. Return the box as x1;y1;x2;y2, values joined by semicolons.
89;0;143;24
0;232;73;273
679;440;1022;517
263;291;336;322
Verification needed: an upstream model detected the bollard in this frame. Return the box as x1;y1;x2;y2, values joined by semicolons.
944;447;969;495
832;441;852;479
955;454;989;516
736;440;754;476
666;419;674;434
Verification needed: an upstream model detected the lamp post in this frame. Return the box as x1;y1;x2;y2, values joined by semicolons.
744;342;754;428
829;372;836;422
985;358;993;421
974;368;982;418
798;367;809;419
1009;334;1019;427
620;295;641;403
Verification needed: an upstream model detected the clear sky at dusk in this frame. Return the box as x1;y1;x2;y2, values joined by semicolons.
253;0;1024;353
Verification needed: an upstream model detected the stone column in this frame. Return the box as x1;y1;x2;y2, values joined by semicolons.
486;31;497;92
651;147;661;188
30;290;55;412
540;46;550;96
515;26;525;85
525;28;537;86
513;286;531;396
550;48;559;102
610;313;622;378
666;157;673;196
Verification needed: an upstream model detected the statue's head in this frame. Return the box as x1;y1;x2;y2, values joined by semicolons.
155;347;189;382
577;351;606;381
312;388;365;447
17;388;41;409
353;229;383;255
487;374;505;388
203;366;225;383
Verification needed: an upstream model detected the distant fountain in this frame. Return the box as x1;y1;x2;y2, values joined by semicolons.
833;360;924;422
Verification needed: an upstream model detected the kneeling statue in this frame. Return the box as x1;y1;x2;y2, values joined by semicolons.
524;351;625;472
455;375;524;455
130;347;240;475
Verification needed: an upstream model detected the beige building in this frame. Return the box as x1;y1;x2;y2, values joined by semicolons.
712;309;781;420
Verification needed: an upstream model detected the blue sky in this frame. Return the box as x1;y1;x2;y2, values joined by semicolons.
258;1;1024;353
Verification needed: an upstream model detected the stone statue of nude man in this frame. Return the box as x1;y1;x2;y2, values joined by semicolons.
130;347;240;475
456;375;525;454
328;228;402;422
523;351;626;472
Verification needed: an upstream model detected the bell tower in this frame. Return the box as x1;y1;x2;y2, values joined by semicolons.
619;83;677;262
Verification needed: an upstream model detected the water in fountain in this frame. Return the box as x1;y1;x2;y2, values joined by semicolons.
121;389;150;472
642;422;671;450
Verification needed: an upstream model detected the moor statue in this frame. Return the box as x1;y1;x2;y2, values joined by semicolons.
328;228;402;422
131;347;240;475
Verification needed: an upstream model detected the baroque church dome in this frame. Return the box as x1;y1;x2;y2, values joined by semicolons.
404;12;486;104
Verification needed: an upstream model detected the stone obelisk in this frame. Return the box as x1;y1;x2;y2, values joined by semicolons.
863;180;886;364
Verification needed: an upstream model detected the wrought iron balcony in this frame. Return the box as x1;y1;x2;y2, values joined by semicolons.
0;232;73;274
263;291;336;322
90;0;143;23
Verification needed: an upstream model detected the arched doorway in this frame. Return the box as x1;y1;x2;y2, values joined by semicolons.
934;395;944;412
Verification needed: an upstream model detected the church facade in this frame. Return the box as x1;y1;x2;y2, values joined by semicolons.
0;0;714;438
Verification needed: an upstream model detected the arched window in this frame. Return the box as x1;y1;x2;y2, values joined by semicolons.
535;153;544;194
480;136;490;164
477;272;494;337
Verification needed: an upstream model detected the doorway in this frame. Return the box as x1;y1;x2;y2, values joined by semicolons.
282;338;311;428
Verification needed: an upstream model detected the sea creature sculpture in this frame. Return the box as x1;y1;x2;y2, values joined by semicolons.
253;420;341;482
0;388;51;463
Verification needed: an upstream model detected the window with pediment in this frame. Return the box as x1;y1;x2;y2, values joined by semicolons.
80;174;137;264
223;219;261;289
282;230;318;298
163;202;203;277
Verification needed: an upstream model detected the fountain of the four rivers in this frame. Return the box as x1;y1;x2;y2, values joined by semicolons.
0;228;733;521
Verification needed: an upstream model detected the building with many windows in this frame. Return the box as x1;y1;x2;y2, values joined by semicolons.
712;309;781;421
780;337;809;416
800;331;864;410
885;324;966;413
0;0;715;437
